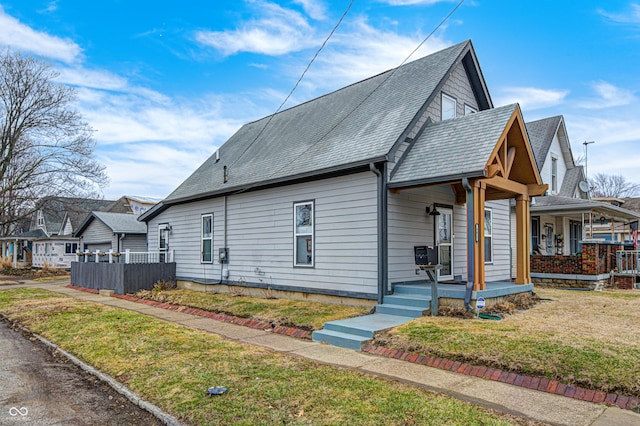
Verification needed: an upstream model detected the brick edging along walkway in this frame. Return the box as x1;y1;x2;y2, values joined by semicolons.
65;285;312;340
65;285;639;412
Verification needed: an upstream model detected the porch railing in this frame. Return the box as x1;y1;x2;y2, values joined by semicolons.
616;250;640;274
76;249;175;264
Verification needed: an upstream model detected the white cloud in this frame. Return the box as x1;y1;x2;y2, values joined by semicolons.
298;17;450;92
195;1;317;56
598;3;640;24
577;81;635;109
0;5;81;63
293;0;326;20
494;87;569;110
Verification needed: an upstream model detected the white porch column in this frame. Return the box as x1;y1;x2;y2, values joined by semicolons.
12;240;18;267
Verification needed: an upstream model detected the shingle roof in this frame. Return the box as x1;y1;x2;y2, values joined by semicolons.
75;212;146;236
525;115;562;171
532;195;640;220
389;104;518;186
559;166;586;198
164;41;474;204
40;197;118;235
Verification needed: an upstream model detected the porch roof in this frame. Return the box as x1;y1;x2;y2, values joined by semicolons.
388;103;544;198
531;195;640;222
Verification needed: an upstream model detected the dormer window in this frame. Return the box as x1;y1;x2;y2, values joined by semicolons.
464;104;477;115
37;211;44;228
551;155;558;193
441;93;456;120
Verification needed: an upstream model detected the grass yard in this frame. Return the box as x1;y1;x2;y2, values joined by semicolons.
0;288;535;426
374;288;640;398
135;288;371;330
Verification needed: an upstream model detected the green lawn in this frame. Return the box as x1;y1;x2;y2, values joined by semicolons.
0;288;529;426
374;288;640;398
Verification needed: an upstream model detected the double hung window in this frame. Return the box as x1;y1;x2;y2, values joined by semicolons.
294;201;314;267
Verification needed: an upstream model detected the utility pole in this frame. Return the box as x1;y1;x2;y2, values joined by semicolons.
583;140;595;186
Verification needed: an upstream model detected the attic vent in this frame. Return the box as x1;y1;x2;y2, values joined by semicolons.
223;165;228;183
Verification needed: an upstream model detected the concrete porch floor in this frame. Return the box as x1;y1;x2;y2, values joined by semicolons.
392;281;535;301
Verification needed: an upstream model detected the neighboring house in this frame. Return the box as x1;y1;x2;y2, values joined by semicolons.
140;40;546;307
519;116;640;257
1;196;157;268
74;211;148;255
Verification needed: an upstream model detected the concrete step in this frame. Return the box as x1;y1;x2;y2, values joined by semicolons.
323;314;415;338
311;329;371;351
392;284;433;296
383;294;431;308
375;303;427;318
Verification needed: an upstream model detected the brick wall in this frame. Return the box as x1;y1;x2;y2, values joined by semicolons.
531;242;624;276
613;275;635;290
531;254;582;274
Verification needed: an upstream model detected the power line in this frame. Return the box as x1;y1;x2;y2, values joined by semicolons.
233;0;465;194
228;0;356;170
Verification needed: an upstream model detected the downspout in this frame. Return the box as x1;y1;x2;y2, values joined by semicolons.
370;162;387;304
462;178;474;311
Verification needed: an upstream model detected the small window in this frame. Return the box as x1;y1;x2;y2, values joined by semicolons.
551;155;558;193
159;224;170;250
65;243;78;254
201;214;213;263
464;104;477;115
531;217;540;254
37;211;44;227
294;201;314;267
484;208;493;263
441;93;457;120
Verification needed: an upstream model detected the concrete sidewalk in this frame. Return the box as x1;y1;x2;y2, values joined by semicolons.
6;280;640;426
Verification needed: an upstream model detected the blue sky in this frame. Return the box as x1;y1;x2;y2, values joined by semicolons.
1;0;639;199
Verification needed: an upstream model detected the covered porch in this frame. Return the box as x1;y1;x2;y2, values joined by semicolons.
387;104;547;295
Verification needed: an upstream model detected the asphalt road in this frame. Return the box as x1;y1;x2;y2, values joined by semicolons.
0;320;163;426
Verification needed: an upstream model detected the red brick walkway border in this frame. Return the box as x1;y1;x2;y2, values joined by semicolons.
66;285;312;340
65;285;639;412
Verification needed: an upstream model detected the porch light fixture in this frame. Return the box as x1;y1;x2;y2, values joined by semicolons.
426;205;441;216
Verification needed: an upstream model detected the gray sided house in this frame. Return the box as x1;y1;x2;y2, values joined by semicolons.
140;40;546;306
74;211;148;254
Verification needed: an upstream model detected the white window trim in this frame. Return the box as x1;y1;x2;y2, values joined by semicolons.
484;208;493;264
441;93;457;120
464;104;477;115
293;201;314;268
201;213;213;264
158;224;170;251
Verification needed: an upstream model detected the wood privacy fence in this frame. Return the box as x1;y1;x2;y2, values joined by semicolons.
70;261;176;294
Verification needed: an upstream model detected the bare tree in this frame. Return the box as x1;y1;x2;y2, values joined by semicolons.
589;173;639;198
0;49;108;236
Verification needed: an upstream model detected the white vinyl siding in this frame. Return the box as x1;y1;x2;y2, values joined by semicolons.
388;185;467;286
79;220;113;250
147;172;379;296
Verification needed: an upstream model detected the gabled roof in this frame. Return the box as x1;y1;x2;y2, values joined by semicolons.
74;212;147;237
525;115;574;172
38;197;118;236
559;166;588;198
389;104;540;188
156;40;489;209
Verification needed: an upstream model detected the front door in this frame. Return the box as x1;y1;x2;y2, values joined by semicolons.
437;207;453;281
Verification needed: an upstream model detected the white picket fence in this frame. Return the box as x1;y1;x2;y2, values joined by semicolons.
76;249;174;264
